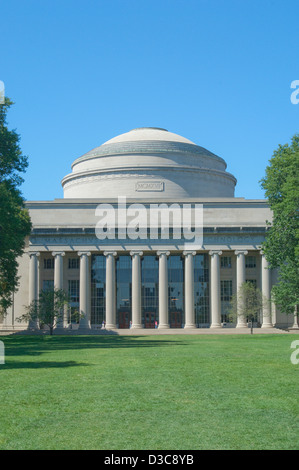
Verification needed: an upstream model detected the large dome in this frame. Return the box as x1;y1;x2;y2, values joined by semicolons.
61;127;237;199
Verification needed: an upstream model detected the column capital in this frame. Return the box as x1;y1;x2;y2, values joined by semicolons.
209;250;222;256
28;251;40;258
103;251;117;257
130;250;143;257
77;251;91;257
156;250;170;257
235;250;248;256
52;251;65;257
183;250;196;257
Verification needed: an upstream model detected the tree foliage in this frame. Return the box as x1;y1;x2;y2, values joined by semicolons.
0;98;32;314
229;282;266;332
17;288;72;335
260;134;299;315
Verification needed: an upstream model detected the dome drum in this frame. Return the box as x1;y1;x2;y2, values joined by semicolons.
62;128;237;199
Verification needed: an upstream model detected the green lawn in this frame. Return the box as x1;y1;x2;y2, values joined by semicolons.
0;334;298;450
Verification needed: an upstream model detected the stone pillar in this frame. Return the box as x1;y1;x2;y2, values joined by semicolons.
235;250;248;328
209;250;222;328
52;252;65;290
104;251;117;329
52;251;66;327
28;252;40;329
157;251;170;329
290;306;299;330
78;251;91;329
183;251;196;328
260;251;273;328
130;251;143;329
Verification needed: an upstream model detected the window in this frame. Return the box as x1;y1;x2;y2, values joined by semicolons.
68;279;80;324
141;256;159;328
43;258;54;269
43;280;54;291
168;255;184;327
68;258;79;269
194;254;209;325
221;256;232;268
221;280;233;301
91;255;106;325
221;280;233;323
245;256;256;268
68;280;79;303
116;255;132;328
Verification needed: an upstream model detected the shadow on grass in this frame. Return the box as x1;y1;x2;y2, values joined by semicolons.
1;335;186;361
1;360;89;370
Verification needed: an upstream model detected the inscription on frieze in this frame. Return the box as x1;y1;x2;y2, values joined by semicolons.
135;181;164;192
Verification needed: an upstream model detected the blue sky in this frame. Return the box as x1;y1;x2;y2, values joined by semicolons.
1;0;298;201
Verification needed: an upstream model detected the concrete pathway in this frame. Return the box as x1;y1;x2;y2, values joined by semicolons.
1;327;298;336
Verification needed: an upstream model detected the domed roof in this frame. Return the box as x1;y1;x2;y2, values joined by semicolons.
71;127;225;169
62;127;237;199
102;127;196;146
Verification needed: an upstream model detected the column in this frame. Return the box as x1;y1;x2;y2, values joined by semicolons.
291;306;299;330
52;252;65;290
209;250;222;328
29;252;40;304
183;251;196;328
104;251;117;329
235;250;248;327
157;251;170;329
78;251;91;329
260;251;273;328
28;252;40;329
130;251;143;329
52;251;66;327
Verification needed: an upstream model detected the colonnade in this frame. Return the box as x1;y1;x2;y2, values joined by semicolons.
28;249;273;329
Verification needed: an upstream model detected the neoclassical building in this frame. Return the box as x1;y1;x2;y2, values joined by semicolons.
1;127;290;331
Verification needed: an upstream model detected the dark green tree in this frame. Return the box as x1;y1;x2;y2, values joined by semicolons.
260;134;299;316
0;98;32;315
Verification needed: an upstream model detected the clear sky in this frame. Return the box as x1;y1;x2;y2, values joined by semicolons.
1;0;298;201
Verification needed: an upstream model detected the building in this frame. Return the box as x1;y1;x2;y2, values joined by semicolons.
0;127;290;331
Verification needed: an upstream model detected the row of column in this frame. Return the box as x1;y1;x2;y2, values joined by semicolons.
28;249;273;329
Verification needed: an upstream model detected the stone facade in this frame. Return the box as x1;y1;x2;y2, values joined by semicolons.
0;128;292;331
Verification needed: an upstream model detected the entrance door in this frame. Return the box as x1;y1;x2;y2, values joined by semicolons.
118;311;130;329
144;311;156;328
170;311;182;328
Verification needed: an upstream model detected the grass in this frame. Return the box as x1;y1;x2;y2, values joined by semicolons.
0;333;298;450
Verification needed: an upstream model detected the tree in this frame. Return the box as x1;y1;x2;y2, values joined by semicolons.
0;98;32;314
17;288;75;335
260;134;299;316
229;282;267;333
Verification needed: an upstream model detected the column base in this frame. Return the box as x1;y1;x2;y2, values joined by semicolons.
158;324;170;329
210;323;222;328
105;324;117;329
184;324;197;329
261;323;274;328
131;324;143;329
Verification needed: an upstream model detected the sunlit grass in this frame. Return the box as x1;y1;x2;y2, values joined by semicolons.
0;334;298;450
